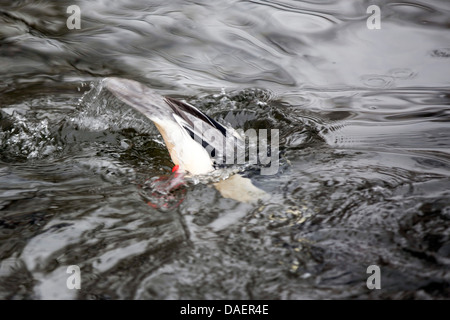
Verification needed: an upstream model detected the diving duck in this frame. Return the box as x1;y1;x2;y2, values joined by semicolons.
104;77;267;203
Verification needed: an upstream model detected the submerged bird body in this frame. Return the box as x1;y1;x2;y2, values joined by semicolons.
104;77;267;203
105;77;216;175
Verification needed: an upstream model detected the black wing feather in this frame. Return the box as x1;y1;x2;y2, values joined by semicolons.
164;97;228;137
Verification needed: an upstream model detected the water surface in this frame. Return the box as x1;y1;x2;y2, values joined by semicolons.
0;0;449;299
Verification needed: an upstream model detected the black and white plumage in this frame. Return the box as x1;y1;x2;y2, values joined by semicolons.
104;77;243;175
104;77;267;203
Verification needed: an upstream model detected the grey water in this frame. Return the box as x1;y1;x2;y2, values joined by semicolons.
0;0;449;299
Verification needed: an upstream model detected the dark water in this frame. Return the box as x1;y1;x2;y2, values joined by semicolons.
1;0;449;299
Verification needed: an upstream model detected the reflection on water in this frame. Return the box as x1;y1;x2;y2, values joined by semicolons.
0;0;449;299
